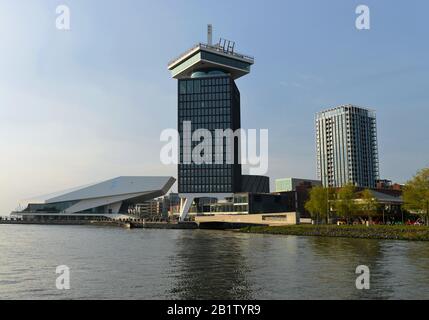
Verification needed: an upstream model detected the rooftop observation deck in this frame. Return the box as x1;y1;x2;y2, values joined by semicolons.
168;43;254;80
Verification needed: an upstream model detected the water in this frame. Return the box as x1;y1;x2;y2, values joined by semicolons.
1;224;428;300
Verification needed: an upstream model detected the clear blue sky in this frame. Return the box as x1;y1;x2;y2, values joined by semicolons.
0;0;428;213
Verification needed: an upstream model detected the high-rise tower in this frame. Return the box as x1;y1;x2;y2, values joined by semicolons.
316;104;379;188
168;26;255;220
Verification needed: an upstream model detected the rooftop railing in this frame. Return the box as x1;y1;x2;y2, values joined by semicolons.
168;43;254;67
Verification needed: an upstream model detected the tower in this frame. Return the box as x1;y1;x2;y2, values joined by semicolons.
168;26;255;220
316;104;379;188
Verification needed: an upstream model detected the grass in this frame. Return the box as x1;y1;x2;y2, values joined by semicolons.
239;224;429;241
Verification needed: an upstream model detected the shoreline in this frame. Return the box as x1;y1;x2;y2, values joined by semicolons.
3;220;429;241
0;219;199;229
239;224;429;241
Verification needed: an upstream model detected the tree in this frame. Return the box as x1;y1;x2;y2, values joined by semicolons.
359;189;379;222
334;184;358;224
403;167;429;226
305;186;329;224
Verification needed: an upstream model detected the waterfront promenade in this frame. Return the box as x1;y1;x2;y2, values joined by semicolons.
0;217;199;229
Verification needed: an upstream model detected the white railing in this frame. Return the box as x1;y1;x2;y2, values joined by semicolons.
168;43;254;67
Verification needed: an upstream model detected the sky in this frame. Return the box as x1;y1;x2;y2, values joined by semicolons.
0;0;428;213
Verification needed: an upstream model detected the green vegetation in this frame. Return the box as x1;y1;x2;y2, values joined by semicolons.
243;166;429;241
304;183;382;223
304;186;330;223
334;183;359;223
403;167;429;226
240;224;429;241
359;188;380;221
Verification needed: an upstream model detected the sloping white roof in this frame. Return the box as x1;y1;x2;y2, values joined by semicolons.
21;181;100;205
45;176;175;203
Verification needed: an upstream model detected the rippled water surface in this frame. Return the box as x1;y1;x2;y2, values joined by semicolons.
1;224;428;299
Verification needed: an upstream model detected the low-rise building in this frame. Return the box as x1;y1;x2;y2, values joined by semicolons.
275;178;321;192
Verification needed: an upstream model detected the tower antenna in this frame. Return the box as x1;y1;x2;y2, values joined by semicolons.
207;24;213;46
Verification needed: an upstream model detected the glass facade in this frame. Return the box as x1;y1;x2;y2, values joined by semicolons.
185;192;296;215
24;201;79;213
178;74;241;193
200;51;251;72
24;201;113;214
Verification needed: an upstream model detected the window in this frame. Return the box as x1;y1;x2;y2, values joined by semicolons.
187;81;193;94
180;81;187;94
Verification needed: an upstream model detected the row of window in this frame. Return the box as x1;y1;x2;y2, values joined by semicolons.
180;85;230;95
179;168;233;176
179;161;236;166
180;123;233;131
179;78;230;95
180;140;233;147
180;185;232;193
182;77;230;87
180;176;233;184
210;205;249;213
180;149;232;156
179;115;231;124
180;163;233;169
179;100;231;110
178;132;237;142
179;106;231;115
179;92;231;102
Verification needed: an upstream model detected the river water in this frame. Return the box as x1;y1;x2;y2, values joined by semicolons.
0;224;428;299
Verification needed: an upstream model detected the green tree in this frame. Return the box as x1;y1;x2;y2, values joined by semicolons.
403;167;429;226
359;189;379;222
305;186;328;224
305;186;335;224
334;184;358;224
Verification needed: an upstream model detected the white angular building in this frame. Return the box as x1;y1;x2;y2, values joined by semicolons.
18;176;175;220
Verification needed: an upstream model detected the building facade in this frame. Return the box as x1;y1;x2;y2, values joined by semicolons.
177;75;241;194
181;192;296;216
132;199;164;219
275;178;321;192
316;105;379;188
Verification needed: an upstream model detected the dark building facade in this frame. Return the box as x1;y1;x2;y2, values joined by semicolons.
178;74;242;194
241;175;270;193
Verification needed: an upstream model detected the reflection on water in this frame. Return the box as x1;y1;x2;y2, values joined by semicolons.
168;231;253;299
303;237;393;299
0;225;428;299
